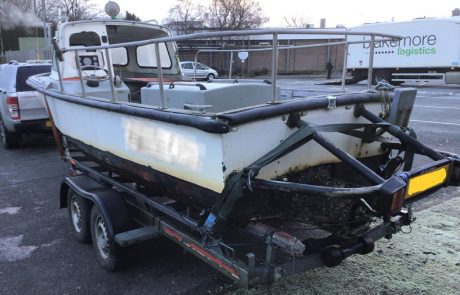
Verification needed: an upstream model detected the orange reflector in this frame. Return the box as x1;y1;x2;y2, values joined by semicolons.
391;188;406;212
405;164;449;199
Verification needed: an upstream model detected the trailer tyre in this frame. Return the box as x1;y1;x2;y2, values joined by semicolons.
90;205;122;271
67;189;91;243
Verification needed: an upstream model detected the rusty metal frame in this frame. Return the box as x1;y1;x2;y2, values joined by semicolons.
65;147;413;286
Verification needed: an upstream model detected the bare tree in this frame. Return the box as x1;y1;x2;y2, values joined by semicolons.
35;0;100;23
283;16;312;28
35;0;62;25
125;11;141;21
166;0;203;35
55;0;99;21
204;0;268;30
0;0;34;15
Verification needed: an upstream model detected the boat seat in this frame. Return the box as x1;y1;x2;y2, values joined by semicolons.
140;81;281;112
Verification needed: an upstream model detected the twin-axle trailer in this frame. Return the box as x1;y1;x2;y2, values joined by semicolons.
56;89;460;287
347;16;460;85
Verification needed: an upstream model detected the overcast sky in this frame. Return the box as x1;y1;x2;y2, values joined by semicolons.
95;0;460;27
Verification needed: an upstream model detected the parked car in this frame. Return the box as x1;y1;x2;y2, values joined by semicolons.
180;61;218;80
0;61;51;149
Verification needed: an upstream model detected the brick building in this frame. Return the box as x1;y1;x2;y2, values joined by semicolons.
175;29;346;76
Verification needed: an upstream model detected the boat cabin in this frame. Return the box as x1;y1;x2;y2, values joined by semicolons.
51;20;279;113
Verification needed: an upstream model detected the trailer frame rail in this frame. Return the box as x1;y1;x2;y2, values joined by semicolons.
61;144;421;286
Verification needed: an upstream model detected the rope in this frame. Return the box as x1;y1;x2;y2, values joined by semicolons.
375;80;394;118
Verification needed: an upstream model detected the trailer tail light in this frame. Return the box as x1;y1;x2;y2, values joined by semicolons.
378;176;407;214
390;187;406;213
6;96;20;120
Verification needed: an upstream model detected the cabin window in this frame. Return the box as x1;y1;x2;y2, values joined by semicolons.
136;43;172;68
69;31;101;47
110;47;128;66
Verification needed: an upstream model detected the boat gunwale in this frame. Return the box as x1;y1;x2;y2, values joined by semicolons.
218;92;385;125
27;75;230;134
27;75;387;133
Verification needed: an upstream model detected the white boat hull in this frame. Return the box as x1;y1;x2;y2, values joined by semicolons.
45;93;387;194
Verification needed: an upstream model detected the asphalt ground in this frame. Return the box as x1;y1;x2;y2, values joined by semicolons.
1;79;459;294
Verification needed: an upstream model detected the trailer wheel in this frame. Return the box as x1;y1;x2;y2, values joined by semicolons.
90;205;122;271
67;189;91;243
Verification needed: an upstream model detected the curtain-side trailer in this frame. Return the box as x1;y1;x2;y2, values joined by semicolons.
347;16;460;85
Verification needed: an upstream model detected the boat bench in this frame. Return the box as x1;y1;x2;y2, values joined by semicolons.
140;81;281;112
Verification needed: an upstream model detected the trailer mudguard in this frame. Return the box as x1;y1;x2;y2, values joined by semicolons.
60;175;134;236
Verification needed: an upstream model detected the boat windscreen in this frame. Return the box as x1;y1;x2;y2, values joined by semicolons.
106;25;169;44
106;24;175;71
69;31;101;47
136;43;172;68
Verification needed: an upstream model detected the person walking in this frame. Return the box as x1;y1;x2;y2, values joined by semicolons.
326;58;333;79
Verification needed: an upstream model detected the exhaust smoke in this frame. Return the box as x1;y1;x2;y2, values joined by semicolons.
0;3;43;29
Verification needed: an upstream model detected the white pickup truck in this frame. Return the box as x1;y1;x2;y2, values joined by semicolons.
0;61;51;148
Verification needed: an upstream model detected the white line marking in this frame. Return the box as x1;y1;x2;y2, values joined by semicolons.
0;207;22;215
410;119;460;126
416;96;460;100
0;236;38;262
415;105;460;110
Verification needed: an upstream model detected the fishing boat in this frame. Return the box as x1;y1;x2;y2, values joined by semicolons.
28;18;460;237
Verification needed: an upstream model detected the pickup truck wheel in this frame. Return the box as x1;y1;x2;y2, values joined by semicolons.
90;205;122;271
0;117;21;149
67;189;91;243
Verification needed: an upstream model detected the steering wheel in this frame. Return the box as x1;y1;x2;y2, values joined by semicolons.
80;65;109;82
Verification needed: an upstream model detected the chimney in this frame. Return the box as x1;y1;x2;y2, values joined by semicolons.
453;8;460;16
320;18;326;28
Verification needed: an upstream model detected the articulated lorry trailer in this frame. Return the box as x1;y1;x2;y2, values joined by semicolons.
347;15;460;85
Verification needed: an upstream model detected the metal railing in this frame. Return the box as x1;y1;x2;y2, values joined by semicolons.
193;37;397;93
55;28;402;109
